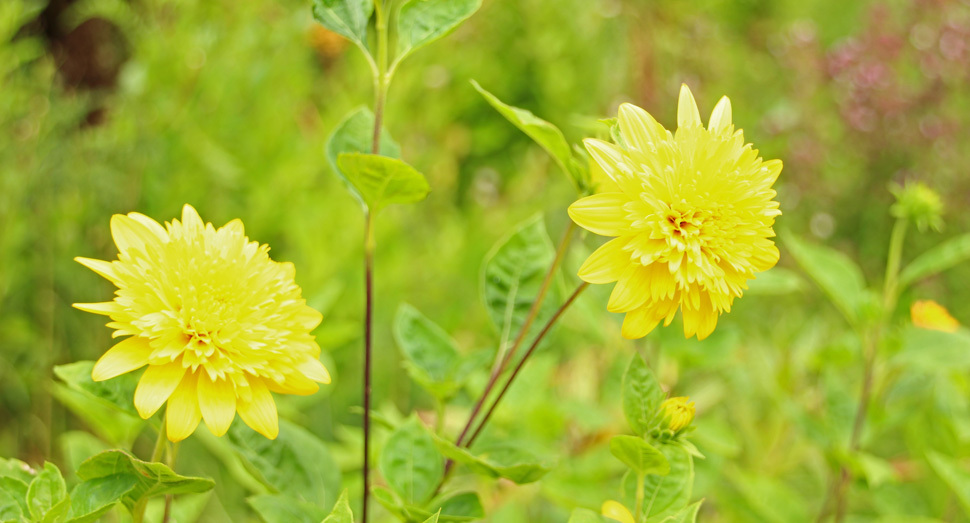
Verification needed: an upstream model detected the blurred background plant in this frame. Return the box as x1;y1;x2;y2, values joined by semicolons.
2;0;970;520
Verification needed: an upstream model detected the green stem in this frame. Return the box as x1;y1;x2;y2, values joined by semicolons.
634;472;646;523
882;218;908;314
134;417;168;523
831;218;909;522
371;0;390;157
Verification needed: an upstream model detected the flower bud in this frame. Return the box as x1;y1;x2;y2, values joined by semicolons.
890;182;944;232
660;396;695;433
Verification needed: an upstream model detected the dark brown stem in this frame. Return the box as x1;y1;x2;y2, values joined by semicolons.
452;222;575;450
464;282;589;448
361;212;375;523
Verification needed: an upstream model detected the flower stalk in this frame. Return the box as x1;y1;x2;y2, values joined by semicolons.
361;3;390;520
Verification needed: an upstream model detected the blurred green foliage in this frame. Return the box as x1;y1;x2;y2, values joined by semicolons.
2;0;970;520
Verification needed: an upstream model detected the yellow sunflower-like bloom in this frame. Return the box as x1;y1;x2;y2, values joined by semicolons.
569;85;782;340
911;299;960;333
74;205;330;442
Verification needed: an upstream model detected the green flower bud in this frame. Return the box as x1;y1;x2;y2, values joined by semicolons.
890;182;944;232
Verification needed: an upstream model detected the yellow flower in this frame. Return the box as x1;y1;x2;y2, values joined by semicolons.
660;396;695;432
601;500;635;523
911;300;959;333
569;85;782;340
74;205;330;442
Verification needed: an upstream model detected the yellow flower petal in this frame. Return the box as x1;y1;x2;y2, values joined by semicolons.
621;305;661;339
618;102;667;150
602;500;635;523
75;257;120;283
267;372;319;396
677;84;702;129
682;294;718;340
578;238;630;284
238;379;279;440
608;266;652;313
181;204;204;233
110;214;162;254
568;193;632;236
198;374;236;437
584;138;625;175
134;362;186;419
298;357;332;384
72;301;123;316
91;337;152;381
127;212;169;243
166;371;202;442
912;299;960;333
708;95;733;134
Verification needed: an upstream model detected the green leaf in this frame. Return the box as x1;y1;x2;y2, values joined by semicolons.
0;458;35;485
321;490;353;523
431;433;554;484
247;494;327;523
899;233;970;288
0;485;26;521
622;354;664;436
609;436;670;476
630;443;693;521
65;473;138;523
394;0;481;65
53;361;140;416
892;326;970;371
727;468;808;523
567;508;609;523
379;416;443;505
927;451;970;518
336;152;430;213
228;419;341;510
422;510;442;523
660;500;703;523
783;234;868;326
26;462;67;521
326;107;402;207
394;303;464;399
372;485;406;519
0;477;28;521
76;450;213;511
311;0;373;56
471;80;586;190
745;267;807;295
481;214;561;356
431;491;485;521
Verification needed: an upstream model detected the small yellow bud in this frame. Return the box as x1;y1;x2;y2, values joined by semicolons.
890;182;944;232
911;300;960;333
660;396;695;432
601;500;635;523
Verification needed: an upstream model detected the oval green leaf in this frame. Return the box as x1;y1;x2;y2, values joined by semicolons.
379;417;444;505
609;435;670;476
311;0;374;57
899;233;970;288
394;0;482;67
622;354;664;437
336;152;430;213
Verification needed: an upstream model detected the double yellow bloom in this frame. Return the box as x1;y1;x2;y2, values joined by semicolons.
570;85;782;340
75;205;330;441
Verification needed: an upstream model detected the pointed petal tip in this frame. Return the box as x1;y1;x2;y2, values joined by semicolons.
677;84;702;129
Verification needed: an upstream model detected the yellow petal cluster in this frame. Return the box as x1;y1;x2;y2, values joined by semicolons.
911;299;960;333
74;205;330;441
570;85;782;340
